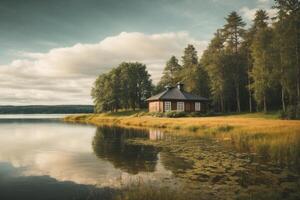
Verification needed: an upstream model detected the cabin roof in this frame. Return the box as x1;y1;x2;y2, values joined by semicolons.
146;86;209;102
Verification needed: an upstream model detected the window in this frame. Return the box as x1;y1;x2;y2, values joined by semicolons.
195;102;201;111
177;102;184;112
164;101;171;112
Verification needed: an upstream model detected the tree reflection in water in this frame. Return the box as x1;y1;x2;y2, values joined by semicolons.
92;126;159;174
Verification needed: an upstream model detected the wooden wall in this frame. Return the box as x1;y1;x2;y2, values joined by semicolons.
149;101;206;113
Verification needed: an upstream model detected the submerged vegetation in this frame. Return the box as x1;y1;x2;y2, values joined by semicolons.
84;123;300;199
124;130;300;199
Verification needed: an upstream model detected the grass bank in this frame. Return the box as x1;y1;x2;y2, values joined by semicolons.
64;111;299;135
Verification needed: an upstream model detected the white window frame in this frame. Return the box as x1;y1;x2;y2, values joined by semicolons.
177;102;185;112
195;102;201;112
164;101;171;112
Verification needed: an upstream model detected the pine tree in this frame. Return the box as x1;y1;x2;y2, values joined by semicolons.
201;30;227;112
274;0;300;107
158;56;182;88
223;11;246;112
181;44;199;92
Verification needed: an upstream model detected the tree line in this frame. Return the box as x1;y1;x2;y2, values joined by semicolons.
92;0;299;116
158;0;299;115
91;62;152;112
0;105;94;114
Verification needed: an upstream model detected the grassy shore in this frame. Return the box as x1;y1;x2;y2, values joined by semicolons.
64;111;300;135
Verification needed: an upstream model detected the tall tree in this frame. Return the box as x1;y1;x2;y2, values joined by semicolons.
241;10;270;112
274;0;300;107
201;30;227;112
194;63;210;98
250;10;275;112
181;44;199;92
158;56;182;88
91;62;152;112
223;11;246;112
91;69;121;113
241;31;254;112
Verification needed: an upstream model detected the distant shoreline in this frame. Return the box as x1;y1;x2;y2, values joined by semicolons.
0;105;94;114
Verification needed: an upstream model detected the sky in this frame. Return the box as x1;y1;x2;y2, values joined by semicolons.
0;0;275;105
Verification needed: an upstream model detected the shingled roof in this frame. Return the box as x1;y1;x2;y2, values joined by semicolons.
147;84;209;102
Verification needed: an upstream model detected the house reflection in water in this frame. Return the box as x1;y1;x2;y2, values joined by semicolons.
149;129;164;140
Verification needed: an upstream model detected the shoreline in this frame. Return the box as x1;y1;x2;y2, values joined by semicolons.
64;113;300;135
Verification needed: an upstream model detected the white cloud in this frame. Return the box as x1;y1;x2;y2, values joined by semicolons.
239;0;277;23
0;32;208;105
257;0;269;3
239;6;277;22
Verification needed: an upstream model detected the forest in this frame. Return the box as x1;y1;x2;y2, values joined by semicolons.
92;0;300;118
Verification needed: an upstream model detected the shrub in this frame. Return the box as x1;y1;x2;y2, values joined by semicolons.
164;111;187;118
149;111;187;118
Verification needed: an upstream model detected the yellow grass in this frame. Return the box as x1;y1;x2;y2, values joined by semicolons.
64;113;300;135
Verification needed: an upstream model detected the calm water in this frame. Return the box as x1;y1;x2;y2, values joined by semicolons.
0;115;299;200
0;115;172;200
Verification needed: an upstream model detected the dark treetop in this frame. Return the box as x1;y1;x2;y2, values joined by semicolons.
147;84;209;102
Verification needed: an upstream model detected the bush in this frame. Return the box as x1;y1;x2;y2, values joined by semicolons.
148;111;187;118
164;111;187;118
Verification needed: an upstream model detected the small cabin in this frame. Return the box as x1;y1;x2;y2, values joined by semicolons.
146;83;209;113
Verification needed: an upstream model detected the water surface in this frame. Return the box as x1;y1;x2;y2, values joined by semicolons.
0;115;299;200
0;115;172;200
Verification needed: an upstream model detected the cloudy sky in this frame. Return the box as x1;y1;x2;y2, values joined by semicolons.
0;0;275;105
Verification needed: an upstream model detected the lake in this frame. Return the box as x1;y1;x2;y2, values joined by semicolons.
0;115;299;200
